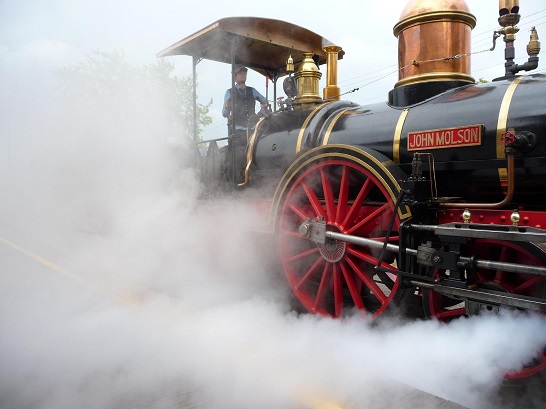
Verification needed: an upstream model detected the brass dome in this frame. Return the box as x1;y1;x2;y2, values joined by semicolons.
399;0;472;21
294;52;323;105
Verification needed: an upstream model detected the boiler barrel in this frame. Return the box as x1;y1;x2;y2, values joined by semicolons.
255;74;546;206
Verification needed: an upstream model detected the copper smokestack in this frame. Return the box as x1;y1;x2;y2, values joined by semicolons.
393;0;476;88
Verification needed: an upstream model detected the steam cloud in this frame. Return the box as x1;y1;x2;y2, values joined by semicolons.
1;50;545;409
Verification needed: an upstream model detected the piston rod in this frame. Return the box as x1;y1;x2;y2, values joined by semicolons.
300;220;546;277
323;230;546;276
325;230;417;256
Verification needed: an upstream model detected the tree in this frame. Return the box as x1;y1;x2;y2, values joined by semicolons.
56;49;212;142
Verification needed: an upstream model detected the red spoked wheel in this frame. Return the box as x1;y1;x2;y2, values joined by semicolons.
423;239;546;380
275;146;412;318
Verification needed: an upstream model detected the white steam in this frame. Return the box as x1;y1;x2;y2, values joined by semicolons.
1;53;545;409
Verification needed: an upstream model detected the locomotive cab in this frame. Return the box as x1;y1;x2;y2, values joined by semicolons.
156;17;345;193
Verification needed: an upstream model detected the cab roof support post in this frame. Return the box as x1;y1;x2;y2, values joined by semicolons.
192;55;198;142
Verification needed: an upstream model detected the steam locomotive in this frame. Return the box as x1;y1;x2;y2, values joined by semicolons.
159;0;546;382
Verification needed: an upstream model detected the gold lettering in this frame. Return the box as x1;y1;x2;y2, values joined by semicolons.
471;127;479;142
410;126;481;150
457;129;465;143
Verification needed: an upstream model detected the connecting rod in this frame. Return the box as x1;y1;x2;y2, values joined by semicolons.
298;218;546;278
298;218;546;312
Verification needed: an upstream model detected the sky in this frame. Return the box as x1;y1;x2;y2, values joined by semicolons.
1;1;546;409
1;0;546;140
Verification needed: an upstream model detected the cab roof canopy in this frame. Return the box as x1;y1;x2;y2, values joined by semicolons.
156;16;344;79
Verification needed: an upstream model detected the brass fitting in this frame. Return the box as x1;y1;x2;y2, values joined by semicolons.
510;209;521;226
286;55;294;73
502;24;519;43
499;0;519;17
462;208;471;223
527;27;541;56
294;53;322;105
323;45;342;101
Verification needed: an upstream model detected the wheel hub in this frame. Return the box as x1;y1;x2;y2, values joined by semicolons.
318;237;346;262
317;225;346;262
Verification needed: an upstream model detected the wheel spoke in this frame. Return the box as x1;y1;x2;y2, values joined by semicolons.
281;228;308;239
285;247;319;263
498;245;510;262
346;203;390;235
295;255;324;290
512;276;544;294
288;202;310;221
320;167;336;223
346;246;380;266
493;246;510;283
333;263;344;317
342;178;372;228
301;181;326;219
340;260;365;309
371;235;399;242
345;255;388;304
335;165;351;225
315;262;332;310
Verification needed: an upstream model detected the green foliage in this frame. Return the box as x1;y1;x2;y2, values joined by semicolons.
56;49;212;141
476;77;489;84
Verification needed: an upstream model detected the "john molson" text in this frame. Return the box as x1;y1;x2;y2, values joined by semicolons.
407;125;482;151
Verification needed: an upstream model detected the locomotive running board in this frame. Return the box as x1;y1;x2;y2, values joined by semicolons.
411;222;546;243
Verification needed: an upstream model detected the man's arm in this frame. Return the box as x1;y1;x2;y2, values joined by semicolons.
252;88;267;105
222;89;231;118
252;88;269;114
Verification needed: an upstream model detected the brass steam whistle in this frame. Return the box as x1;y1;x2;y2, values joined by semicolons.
492;0;540;78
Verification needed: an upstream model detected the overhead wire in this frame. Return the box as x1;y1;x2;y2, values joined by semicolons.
204;9;546;140
333;8;546;98
207;8;546;129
